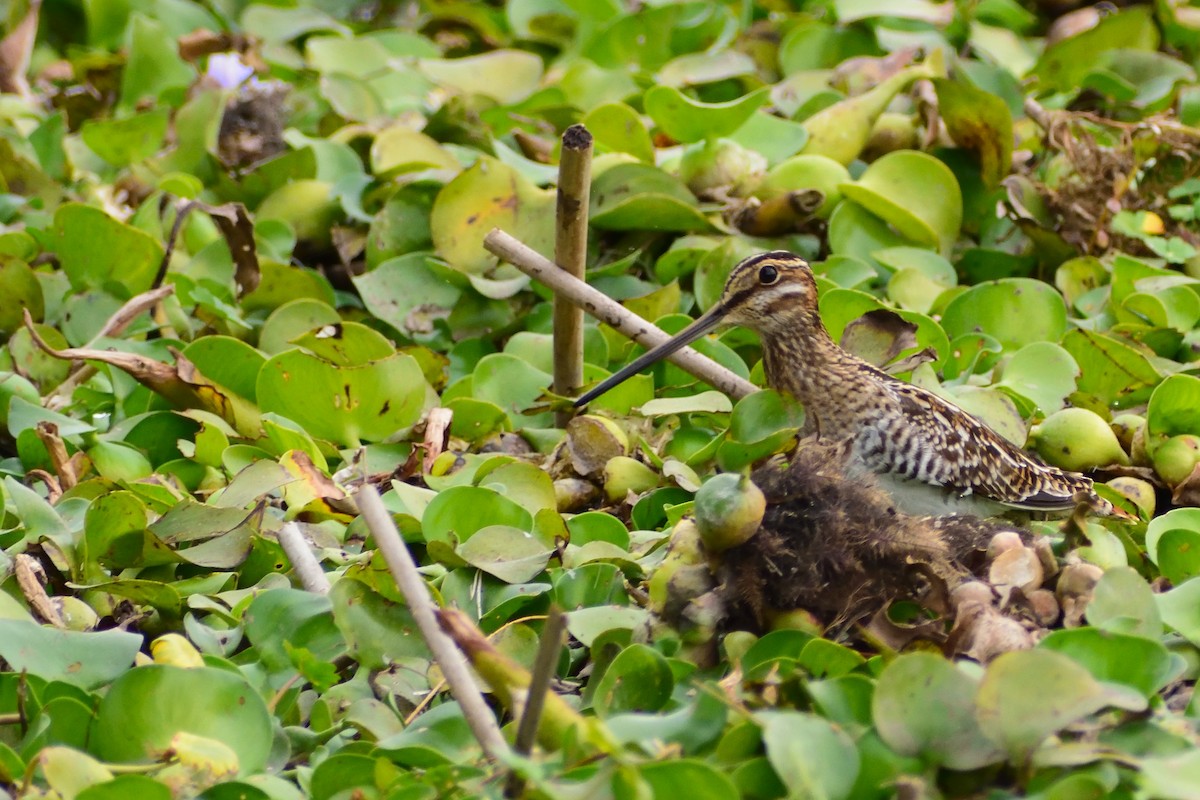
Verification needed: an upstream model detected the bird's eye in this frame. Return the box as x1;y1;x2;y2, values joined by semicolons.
758;264;779;285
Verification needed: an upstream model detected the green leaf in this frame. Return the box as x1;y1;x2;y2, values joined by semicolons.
839;151;963;253
80;110;169;166
593;643;673;717
0;620;141;689
431;157;554;275
643;85;769;143
941;279;1068;352
757;711;860;800
933;78;1014;187
975;649;1147;760
456;525;554;583
590;163;710;232
256;350;427;446
872;652;1004;770
92;666;273;772
54;204;164;294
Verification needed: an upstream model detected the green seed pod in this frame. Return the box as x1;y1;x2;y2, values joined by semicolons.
647;519;709;615
603;456;660;502
1030;407;1130;472
693;472;766;553
1153;434;1200;486
678;138;768;198
1106;476;1156;518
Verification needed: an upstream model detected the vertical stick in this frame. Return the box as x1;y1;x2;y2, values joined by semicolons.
553;124;593;427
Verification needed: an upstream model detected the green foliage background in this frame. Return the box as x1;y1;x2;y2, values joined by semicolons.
3;0;1200;797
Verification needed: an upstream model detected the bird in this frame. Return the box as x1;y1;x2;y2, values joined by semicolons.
575;250;1124;518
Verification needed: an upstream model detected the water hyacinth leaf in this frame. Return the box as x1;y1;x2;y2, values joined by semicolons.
729;111;810;166
471;353;552;426
995;341;1079;414
592;643;673;717
180;336;266;403
872;652;1004;770
1038;628;1176;697
457;525;555;583
421;485;533;548
1147;374;1200;440
828;200;918;265
975;649;1147;761
54;204;163;294
370;127;459;176
583;103;655;162
758;711;860;800
643;85;769;143
431;157;556;274
330;578;427;670
1032;5;1160;93
839;152;963;253
639;392;733;416
290;321;395;366
0;259;42;334
80;109;170;167
257;350;427;447
941;279;1068;352
243;589;342;672
478;461;558;515
566;605;648;647
637;759;739;800
1061;329;1161;406
0;620;142;689
1086;566;1163;639
933;78;1013;187
590;163;711;231
92;666;272;773
418;50;544;105
119;15;194;112
1156;529;1200;584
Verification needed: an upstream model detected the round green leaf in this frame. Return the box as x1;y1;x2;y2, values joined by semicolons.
941;279;1068;352
583;102;655;162
257;350;427;446
54;204;163;295
1039;628;1176;698
590;163;710;231
431;157;555;274
758;711;860;800
839;151;963;252
976;649;1147;760
873;652;1004;770
418;50;543;105
93;665;272;772
456;525;554;583
421;485;533;547
593;643;673;717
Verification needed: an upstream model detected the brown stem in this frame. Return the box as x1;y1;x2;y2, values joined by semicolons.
553;125;594;427
504;606;568;796
484;229;758;401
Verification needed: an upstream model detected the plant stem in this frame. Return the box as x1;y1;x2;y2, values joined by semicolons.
553;124;593;427
277;522;330;594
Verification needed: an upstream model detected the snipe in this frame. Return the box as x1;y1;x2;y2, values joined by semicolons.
576;251;1121;517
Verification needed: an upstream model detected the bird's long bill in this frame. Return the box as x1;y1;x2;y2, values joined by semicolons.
573;303;729;406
